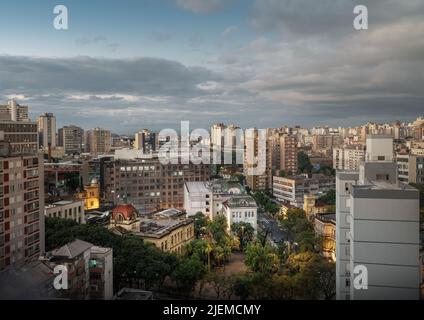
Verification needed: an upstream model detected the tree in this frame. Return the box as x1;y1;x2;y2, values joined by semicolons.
245;241;280;274
231;273;251;300
171;254;207;296
45;217;178;292
207;214;229;246
318;189;336;205
279;208;307;234
193;212;209;238
231;222;255;251
298;151;313;174
207;273;230;299
285;251;335;299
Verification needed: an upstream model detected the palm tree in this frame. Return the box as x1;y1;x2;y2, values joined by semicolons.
214;245;225;269
204;242;213;272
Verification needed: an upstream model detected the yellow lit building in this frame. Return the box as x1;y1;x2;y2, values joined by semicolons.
77;178;100;210
303;194;330;220
139;209;194;254
108;205;194;255
314;213;336;261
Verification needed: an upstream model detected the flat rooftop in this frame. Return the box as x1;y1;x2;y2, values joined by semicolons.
45;200;83;208
139;218;192;238
356;181;417;191
184;181;210;194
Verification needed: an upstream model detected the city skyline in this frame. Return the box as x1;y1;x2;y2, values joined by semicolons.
1;0;423;132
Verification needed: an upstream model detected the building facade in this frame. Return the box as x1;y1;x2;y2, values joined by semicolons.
314;213;336;261
86;128;112;155
89;245;114;300
58;125;84;155
333;145;365;171
103;156;210;214
0;121;38;156
138;208;194;254
222;195;258;233
280;134;298;175
273;174;335;208
336;135;420;300
0;141;45;271
396;152;424;184
37;113;57;150
44;200;85;224
0;100;29;122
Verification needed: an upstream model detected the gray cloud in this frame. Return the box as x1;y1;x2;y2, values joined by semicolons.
250;0;424;38
0;56;217;97
175;0;232;14
1;2;423;133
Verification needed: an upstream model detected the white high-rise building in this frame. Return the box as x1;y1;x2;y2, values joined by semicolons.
211;123;226;147
333;145;365;172
37;113;57;150
336;135;420;300
0;100;29;122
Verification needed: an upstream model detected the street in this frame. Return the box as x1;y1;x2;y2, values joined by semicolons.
257;211;292;246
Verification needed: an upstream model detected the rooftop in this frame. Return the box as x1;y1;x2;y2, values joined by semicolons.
46;200;83;208
0;260;55;300
223;195;257;209
315;213;336;224
115;288;153;300
137;208;192;238
184;181;211;194
51;239;93;259
356;181;417;191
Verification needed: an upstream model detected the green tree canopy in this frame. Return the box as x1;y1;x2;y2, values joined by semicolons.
245;241;280;274
231;222;255;251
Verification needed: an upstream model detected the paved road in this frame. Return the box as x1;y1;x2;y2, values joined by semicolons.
257;211;292;246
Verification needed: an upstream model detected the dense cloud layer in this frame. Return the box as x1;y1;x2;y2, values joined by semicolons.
1;1;423;133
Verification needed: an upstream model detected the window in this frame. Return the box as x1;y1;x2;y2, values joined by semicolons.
376;174;389;181
345;279;350;288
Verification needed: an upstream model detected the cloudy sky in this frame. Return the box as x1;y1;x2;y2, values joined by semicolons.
0;0;423;133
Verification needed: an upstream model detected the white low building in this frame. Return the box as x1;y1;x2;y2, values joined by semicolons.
222;195;258;233
184;179;258;232
183;181;213;218
44;200;85;224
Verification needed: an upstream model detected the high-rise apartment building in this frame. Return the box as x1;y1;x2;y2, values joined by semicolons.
280;134;298;175
134;130;158;153
0;100;29;122
333;145;365;171
0;140;45;271
396;152;424;184
243;128;270;191
211;123;226;147
86;128;111;155
58;125;84;155
0;122;38;156
336;135;420;300
37;113;56;150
